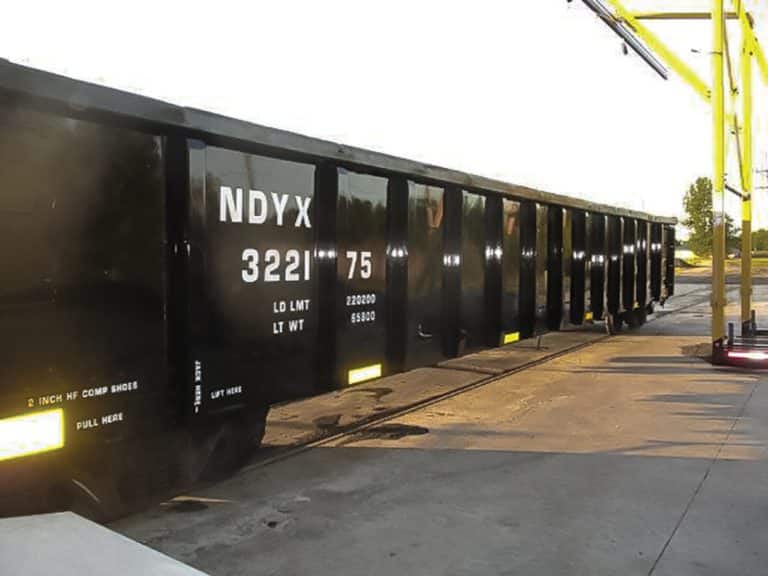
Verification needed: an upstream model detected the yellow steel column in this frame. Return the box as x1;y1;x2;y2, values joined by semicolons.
741;26;753;330
712;0;727;344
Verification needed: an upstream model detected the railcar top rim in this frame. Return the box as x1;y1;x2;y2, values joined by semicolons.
0;59;676;225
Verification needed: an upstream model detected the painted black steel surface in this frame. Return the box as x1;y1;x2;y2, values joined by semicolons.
460;191;487;350
442;187;462;357
636;220;649;309
484;195;503;347
535;204;549;334
570;210;587;325
562;209;573;326
0;61;675;225
589;213;607;319
606;215;623;317
664;225;676;297
501;199;521;341
622;218;637;314
546;206;564;330
186;144;319;413
404;182;445;369
584;212;593;316
385;177;408;374
0;60;677;517
0;106;166;445
336;169;388;385
519;201;537;339
650;222;662;301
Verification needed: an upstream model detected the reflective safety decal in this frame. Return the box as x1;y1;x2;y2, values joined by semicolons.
584;312;594;322
348;364;382;386
0;408;64;462
503;332;520;345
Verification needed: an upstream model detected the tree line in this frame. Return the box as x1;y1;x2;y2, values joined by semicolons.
682;177;768;256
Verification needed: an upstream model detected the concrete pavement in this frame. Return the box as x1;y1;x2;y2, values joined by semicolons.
115;284;768;575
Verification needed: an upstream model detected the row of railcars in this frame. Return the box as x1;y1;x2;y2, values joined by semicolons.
0;61;675;518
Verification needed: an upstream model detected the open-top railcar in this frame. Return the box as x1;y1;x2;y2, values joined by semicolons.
0;61;676;518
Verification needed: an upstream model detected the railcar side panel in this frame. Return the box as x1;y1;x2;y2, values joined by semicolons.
650;222;663;301
570;210;586;325
664;225;676;297
187;144;319;413
405;182;446;369
584;212;593;319
622;218;636;314
0;105;167;452
519;201;537;338
636;220;649;309
460;191;487;349
589;213;607;320
535;204;549;333
484;195;503;347
336;169;388;385
606;215;623;318
385;177;407;374
501;198;521;344
562;209;573;326
546;206;563;330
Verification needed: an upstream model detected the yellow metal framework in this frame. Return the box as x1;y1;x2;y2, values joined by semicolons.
584;0;768;347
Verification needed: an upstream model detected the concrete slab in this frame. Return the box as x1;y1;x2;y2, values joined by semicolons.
113;283;768;575
262;330;605;455
262;367;485;450
438;330;606;375
652;370;768;576
0;512;207;576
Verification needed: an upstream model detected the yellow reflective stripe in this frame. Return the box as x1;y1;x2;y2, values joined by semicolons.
348;364;382;385
0;408;65;462
503;332;520;345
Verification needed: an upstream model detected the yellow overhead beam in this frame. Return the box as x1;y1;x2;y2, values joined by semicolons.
722;19;747;191
604;0;711;101
755;41;768;84
731;2;768;84
632;11;737;20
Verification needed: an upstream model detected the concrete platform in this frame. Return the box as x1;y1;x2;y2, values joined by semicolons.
438;329;605;375
0;512;207;576
114;283;768;575
260;329;608;455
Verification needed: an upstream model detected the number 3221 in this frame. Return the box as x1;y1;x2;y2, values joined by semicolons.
241;249;311;283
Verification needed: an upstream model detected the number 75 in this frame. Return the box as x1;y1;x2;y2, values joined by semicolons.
346;250;372;280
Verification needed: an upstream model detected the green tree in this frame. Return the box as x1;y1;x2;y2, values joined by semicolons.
752;228;768;251
682;177;739;256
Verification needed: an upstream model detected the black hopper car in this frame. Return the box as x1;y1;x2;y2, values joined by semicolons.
0;60;676;519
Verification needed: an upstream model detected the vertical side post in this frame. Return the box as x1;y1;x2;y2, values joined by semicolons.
740;24;753;334
712;0;727;346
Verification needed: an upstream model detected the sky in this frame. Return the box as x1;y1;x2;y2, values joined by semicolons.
3;0;768;232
